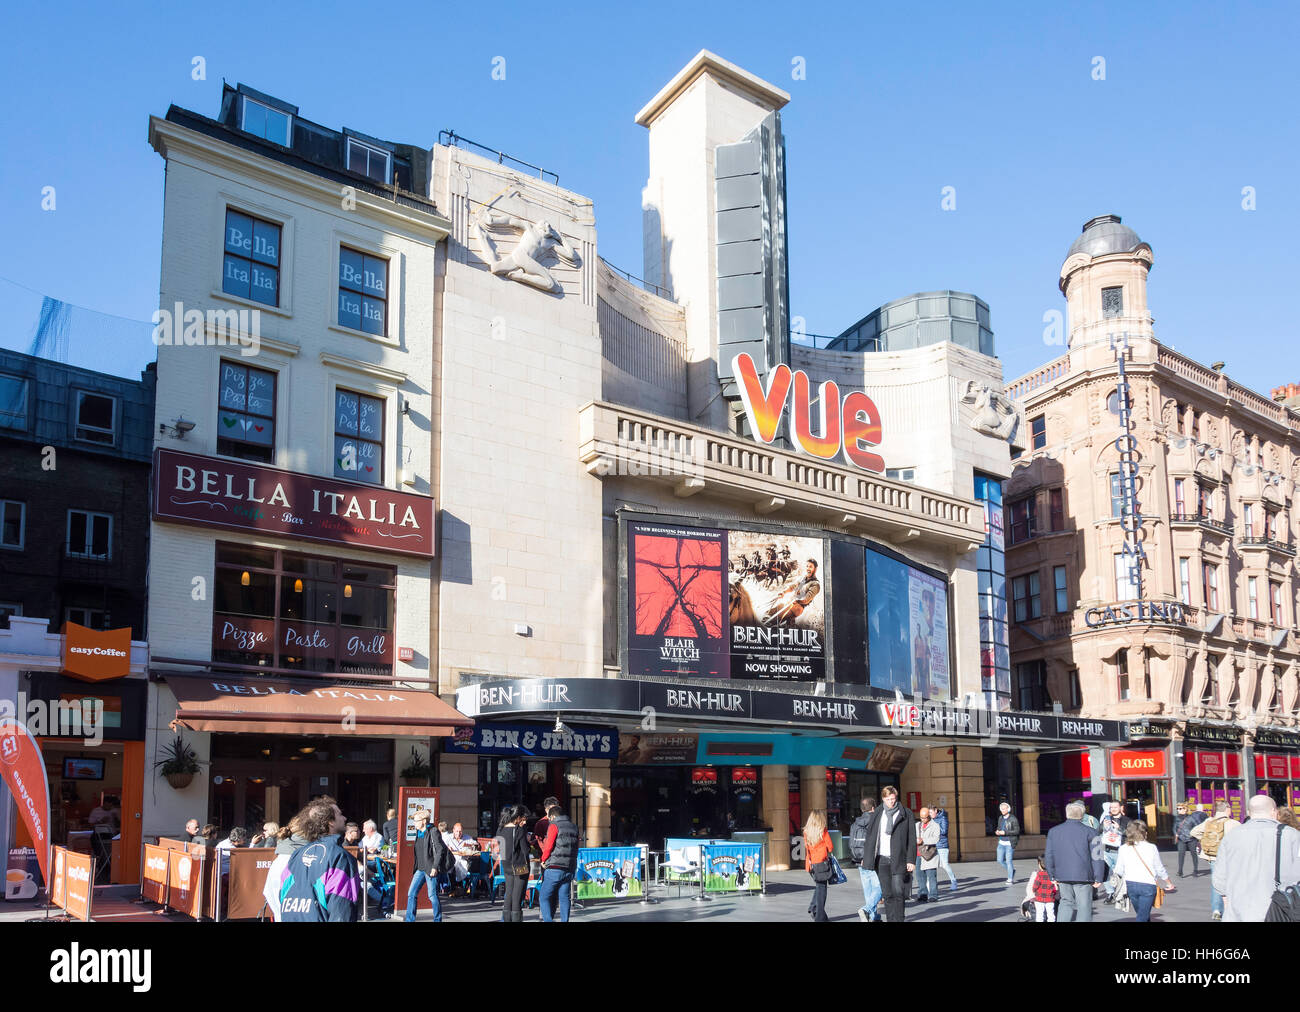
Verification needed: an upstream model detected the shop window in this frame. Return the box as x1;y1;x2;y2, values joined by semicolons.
333;388;384;484
241;97;292;145
1053;565;1068;613
74;391;116;445
1030;414;1046;450
223;208;281;306
338;247;388;336
1;499;24;549
0;373;28;430
218;361;276;462
1007;496;1035;544
346;139;391;183
66;510;111;559
1012;572;1040;623
1101;286;1123;318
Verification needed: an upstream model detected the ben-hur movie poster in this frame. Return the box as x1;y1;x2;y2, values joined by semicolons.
628;522;730;678
727;531;826;680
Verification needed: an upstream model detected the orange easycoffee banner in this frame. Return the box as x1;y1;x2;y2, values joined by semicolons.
62;622;131;681
141;843;170;904
0;719;51;885
167;846;206;918
62;849;93;921
50;846;67;909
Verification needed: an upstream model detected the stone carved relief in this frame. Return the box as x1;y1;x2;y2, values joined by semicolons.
470;190;581;292
1230;428;1246;464
959;381;1019;441
1161;398;1178;430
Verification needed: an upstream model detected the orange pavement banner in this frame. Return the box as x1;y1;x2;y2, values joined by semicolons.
61;622;132;681
167;846;206;918
50;846;67;909
62;849;93;921
141;843;170;904
0;719;51;885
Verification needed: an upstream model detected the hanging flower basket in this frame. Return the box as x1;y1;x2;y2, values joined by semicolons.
165;771;194;790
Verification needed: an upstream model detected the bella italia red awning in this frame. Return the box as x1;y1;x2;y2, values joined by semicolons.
164;674;473;737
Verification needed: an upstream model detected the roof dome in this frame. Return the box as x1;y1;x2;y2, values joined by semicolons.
1066;214;1145;259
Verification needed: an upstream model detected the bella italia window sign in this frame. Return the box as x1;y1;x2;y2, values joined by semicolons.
152;448;434;558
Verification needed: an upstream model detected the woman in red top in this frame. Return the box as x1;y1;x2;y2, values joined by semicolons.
804;809;833;922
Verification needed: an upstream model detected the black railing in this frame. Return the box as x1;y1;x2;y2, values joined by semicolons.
1239;534;1298;557
438;130;559;185
598;257;672;300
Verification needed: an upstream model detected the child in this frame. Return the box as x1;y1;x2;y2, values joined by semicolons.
1029;856;1058;922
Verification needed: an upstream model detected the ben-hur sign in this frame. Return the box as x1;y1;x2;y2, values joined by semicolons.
1083;601;1186;628
153;449;434;558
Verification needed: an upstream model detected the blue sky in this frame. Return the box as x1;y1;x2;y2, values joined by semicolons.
2;1;1297;395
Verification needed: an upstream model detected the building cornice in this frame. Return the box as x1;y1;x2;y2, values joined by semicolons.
635;50;790;127
319;351;407;385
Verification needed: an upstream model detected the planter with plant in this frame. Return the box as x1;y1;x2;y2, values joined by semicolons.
399;746;431;785
154;734;201;789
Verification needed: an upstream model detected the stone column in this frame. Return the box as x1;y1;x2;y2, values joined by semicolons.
761;765;790;870
800;765;828;820
583;759;611;847
1018;751;1041;835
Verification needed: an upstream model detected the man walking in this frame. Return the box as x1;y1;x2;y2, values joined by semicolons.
537;802;580;922
278;797;360;922
1044;801;1105;921
849;796;883;921
931;804;957;892
405;806;451;922
994;802;1020;884
1192;800;1240;920
1173;802;1207;878
1098;800;1130;900
1213;794;1300;922
861;786;916;922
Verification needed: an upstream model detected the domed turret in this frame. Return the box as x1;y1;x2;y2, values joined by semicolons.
1060;214;1155;348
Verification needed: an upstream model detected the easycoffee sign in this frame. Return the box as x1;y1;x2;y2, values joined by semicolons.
153;448;434;558
62;623;131;681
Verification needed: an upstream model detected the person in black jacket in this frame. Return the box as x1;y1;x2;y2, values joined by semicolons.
994;802;1021;884
180;818;200;843
1044;801;1105;921
405;806;450;922
1173;802;1207;877
859;786;916;922
496;805;531;923
381;808;399;846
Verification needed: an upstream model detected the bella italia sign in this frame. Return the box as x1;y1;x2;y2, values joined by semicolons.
152;448;435;558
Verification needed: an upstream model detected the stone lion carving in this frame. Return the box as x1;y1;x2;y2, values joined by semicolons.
960;381;1019;441
471;198;580;292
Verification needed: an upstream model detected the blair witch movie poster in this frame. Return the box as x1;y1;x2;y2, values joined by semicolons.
628;523;730;678
727;531;825;681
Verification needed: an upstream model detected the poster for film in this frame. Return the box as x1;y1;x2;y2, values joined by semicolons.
727;532;825;680
628;523;729;678
908;569;949;698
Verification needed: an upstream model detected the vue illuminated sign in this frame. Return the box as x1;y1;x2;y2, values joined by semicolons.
732;353;885;472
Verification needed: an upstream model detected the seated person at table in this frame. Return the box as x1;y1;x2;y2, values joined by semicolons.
214;826;248;875
439;821;469;885
195;824;220;848
249;822;279;848
181;818;201;843
382;808;399;845
361;820;384;852
343;823;362;847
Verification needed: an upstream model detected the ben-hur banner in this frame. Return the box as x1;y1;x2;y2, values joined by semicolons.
626;521;825;681
153;448;435;558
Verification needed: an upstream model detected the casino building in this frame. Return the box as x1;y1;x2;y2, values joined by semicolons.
1004;215;1300;840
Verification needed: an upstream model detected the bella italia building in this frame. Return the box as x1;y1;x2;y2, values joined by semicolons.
140;55;1130;868
1003;215;1300;841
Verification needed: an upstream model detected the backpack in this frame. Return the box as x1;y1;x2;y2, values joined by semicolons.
849;814;871;864
1200;817;1228;859
1265;824;1300;923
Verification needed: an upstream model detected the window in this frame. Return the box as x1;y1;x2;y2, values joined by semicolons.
1068;668;1082;709
1202;657;1220;706
1271;582;1284;625
66;510;111;559
1015;661;1049;711
1117;651;1130;701
1197;483;1214;519
217;361;276;463
1008;496;1036;544
1272;673;1284;713
885;467;915;483
1175;403;1186;434
1248;576;1259;619
1053;566;1068;613
1;500;24;550
1102;286;1123;318
334;389;384;484
1110;473;1126;518
65;607;109;630
1012;572;1040;623
346;139;391;184
1049;488;1064;531
1030;414;1046;450
74;391;116;444
1203;563;1219;611
1114;553;1139;601
1267;510;1280;541
241;97;291;145
223;209;281;306
1173;478;1186;519
338;247;388;336
0;602;21;627
1178;557;1191;605
0;374;29;430
1243;502;1255;538
1141;648;1152;699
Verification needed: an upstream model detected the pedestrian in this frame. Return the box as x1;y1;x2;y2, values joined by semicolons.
1045;801;1105;922
1098;800;1130;900
404;805;451;922
1213;794;1300;922
931;804;957;892
994;801;1020;884
1028;856;1058;922
849;796;883;922
915;807;940;902
1173;801;1207;878
1190;800;1239;920
1074;800;1100;833
537;802;580;922
277;797;360;922
1112;821;1174;922
497;805;531;922
860;785;916;923
1278;807;1299;831
803;809;833;922
533;796;561;842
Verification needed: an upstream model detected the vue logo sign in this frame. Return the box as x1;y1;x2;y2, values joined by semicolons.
732;353;885;472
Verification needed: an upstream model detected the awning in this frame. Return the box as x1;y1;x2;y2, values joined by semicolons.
164;673;473;737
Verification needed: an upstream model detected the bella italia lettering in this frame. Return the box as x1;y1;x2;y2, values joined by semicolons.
209;682;405;702
173;464;421;529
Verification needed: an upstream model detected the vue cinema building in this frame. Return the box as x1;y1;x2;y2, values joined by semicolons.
1004;215;1300;840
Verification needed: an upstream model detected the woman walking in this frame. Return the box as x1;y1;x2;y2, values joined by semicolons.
497;805;531;922
915;807;941;902
804;809;833;922
1112;821;1174;922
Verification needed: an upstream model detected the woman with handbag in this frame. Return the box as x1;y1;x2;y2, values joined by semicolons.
497;805;532;922
804;809;834;922
916;807;941;902
1112;821;1175;922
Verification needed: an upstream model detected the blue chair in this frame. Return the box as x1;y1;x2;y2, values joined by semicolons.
465;852;491;898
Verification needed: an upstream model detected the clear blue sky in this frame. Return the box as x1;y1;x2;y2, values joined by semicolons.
2;1;1297;395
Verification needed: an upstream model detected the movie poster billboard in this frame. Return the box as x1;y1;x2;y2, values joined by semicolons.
909;569;949;698
701;843;763;892
867;549;951;699
727;531;825;681
628;522;729;678
575;846;643;900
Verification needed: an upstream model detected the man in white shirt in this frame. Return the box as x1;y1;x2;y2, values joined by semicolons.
361;819;384;852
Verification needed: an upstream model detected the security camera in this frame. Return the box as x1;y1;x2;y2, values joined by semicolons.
175;417;196;433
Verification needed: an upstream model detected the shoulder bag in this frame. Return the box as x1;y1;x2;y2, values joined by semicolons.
1131;843;1166;909
1265;824;1300;923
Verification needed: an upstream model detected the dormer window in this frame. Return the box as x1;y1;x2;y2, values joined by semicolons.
346;139;391;184
1102;286;1123;318
241;98;292;146
74;391;116;445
